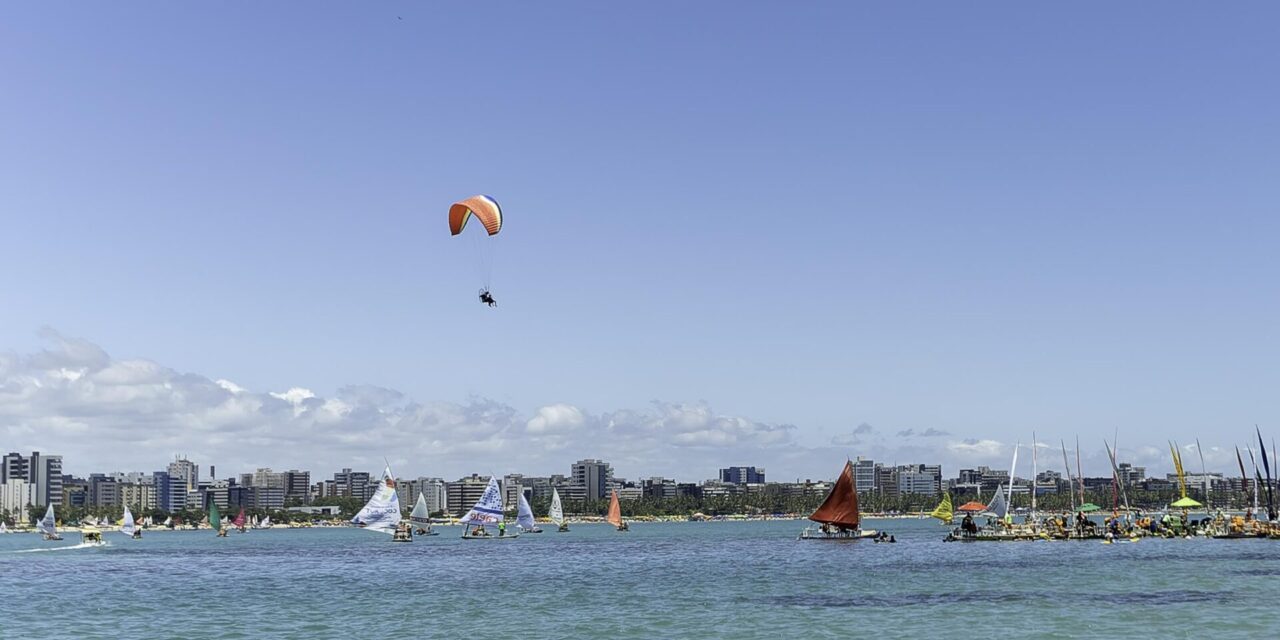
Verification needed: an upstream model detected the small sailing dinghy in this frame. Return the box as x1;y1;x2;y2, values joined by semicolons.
121;504;141;539
351;466;408;541
550;488;568;532
210;501;228;537
233;508;248;534
256;516;271;530
930;492;954;525
606;489;628;532
798;460;877;540
460;476;518;540
517;493;542;533
38;504;63;541
410;493;438;536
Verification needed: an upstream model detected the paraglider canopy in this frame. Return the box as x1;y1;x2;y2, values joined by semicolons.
449;195;502;236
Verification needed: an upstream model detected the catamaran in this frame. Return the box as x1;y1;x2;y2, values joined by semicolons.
460;476;518;540
517;492;542;533
798;460;876;540
606;489;628;531
121;504;140;539
37;504;62;541
410;493;437;536
351;466;406;541
550;487;568;532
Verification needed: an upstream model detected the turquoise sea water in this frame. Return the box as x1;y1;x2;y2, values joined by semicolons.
3;518;1278;639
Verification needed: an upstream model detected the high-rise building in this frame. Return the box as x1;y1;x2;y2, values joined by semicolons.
283;470;311;504
446;474;490;516
0;480;34;516
642;477;676;500
571;459;613;500
1;452;28;483
4;452;64;507
853;457;877;493
719;466;765;485
332;469;372;501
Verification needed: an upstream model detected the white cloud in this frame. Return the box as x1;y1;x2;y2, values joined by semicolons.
0;333;800;480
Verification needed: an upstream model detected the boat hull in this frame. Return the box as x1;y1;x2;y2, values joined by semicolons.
798;528;877;541
461;533;520;540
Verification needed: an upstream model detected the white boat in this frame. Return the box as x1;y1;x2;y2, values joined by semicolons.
256;516;272;529
460;476;518;540
517;493;541;533
410;493;437;536
0;521;8;534
37;504;62;541
120;505;140;538
550;488;568;532
162;516;173;529
351;466;404;539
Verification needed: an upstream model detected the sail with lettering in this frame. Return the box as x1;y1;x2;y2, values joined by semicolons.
986;485;1009;519
606;489;627;530
120;505;137;537
549;488;565;527
37;504;57;537
352;466;402;534
516;493;537;531
459;476;504;526
930;492;954;524
410;493;432;529
809;460;860;529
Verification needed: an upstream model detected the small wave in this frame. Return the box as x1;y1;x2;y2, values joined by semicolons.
12;541;111;553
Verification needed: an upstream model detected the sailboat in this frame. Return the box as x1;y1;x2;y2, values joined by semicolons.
0;521;7;534
410;493;438;536
162;516;173;529
517;493;542;533
210;500;227;537
550;488;568;532
799;460;875;540
929;492;953;525
351;466;405;540
233;508;247;533
121;505;140;539
606;489;628;531
37;504;62;541
460;476;518;540
256;516;272;530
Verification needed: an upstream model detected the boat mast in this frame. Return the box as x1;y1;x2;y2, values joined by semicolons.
1007;442;1019;512
1195;438;1210;511
1061;440;1076;513
1030;433;1037;518
1075;436;1085;507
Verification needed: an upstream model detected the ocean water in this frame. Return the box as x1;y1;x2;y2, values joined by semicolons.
2;518;1278;639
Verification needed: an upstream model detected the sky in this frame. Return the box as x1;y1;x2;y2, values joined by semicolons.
2;2;1279;481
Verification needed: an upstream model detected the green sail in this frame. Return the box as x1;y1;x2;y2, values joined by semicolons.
209;500;221;532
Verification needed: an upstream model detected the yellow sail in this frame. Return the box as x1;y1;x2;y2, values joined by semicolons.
1170;442;1188;498
930;492;953;524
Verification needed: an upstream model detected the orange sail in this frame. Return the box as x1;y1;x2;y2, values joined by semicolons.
606;489;624;529
808;460;860;529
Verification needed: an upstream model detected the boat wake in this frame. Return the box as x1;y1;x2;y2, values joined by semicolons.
12;541;111;553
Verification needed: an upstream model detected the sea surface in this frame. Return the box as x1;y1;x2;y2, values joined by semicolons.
3;518;1278;639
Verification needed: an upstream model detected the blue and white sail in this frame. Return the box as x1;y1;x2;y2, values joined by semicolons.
37;504;57;537
459;477;504;525
120;505;137;537
351;466;402;534
516;492;537;531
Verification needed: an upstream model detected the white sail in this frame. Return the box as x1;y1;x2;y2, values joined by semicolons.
0;522;8;533
410;493;431;528
1007;442;1019;508
549;488;565;526
37;504;57;536
459;477;504;525
516;493;536;531
351;466;402;534
986;485;1009;519
120;505;137;537
259;516;271;528
162;516;172;527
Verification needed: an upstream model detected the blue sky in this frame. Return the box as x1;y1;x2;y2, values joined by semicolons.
2;2;1279;479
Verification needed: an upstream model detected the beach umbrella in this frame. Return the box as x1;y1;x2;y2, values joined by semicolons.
957;501;987;513
1078;503;1102;512
1170;497;1202;509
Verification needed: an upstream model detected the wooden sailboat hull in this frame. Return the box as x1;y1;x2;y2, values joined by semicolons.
798;528;877;541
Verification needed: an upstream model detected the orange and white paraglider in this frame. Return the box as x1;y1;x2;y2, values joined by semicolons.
448;195;503;306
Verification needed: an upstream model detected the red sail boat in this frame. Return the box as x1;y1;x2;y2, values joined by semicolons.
232;508;247;533
799;460;878;540
606;489;628;531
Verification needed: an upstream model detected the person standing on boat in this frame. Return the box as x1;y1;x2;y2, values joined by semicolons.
498;521;506;537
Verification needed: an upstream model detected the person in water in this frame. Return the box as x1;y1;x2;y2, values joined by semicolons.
479;290;497;307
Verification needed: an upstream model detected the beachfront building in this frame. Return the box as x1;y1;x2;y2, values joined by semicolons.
643;477;677;500
0;480;34;518
446;474;490;516
853;457;877;494
572;459;613;500
719;466;765;485
0;451;64;507
282;470;311;504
